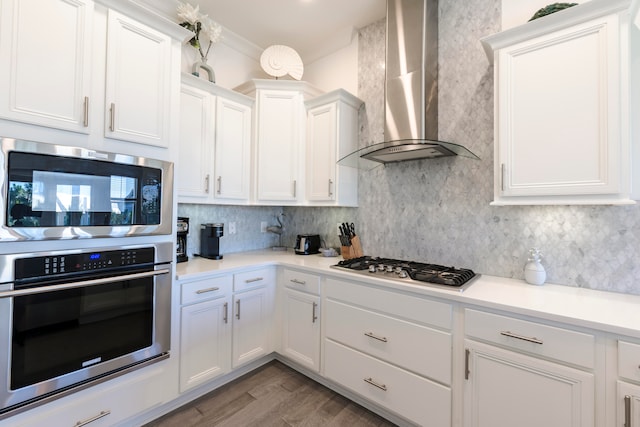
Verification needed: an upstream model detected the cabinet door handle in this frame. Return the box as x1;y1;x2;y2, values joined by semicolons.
625;395;632;427
195;286;219;294
328;179;333;197
501;163;505;192
500;330;543;345
236;299;240;320
364;331;388;343
465;348;471;380
312;302;318;323
205;174;210;193
223;302;228;324
109;103;115;131
83;96;89;127
290;279;306;285
217;176;222;194
363;377;387;391
293;180;297;198
245;277;264;283
74;410;111;427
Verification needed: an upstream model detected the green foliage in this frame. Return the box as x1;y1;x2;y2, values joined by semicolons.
529;3;578;21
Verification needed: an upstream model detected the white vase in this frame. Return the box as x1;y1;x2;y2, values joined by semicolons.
524;260;546;285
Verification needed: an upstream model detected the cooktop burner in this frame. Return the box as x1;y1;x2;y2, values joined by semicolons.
331;256;478;291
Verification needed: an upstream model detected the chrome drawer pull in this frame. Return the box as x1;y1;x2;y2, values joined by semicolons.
223;302;228;324
75;410;111;427
245;277;264;283
83;96;89;127
236;299;241;319
625;395;631;427
217;176;222;194
196;286;219;294
328;179;333;197
205;174;210;193
364;332;388;343
500;331;543;345
290;279;306;285
363;377;387;391
312;302;318;323
109;103;115;131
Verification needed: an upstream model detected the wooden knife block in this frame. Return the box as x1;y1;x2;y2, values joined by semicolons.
341;235;363;260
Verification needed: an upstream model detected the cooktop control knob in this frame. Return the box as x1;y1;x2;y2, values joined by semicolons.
398;270;408;278
385;265;394;273
368;265;377;273
377;264;386;272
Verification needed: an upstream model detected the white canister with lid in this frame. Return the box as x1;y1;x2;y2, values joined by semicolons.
524;248;546;285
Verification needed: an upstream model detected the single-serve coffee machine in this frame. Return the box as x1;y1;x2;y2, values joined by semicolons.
177;217;189;263
199;223;224;260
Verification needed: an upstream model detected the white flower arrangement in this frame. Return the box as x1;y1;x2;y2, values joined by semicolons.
177;2;222;62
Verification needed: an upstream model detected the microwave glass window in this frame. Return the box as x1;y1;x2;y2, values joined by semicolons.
7;151;162;228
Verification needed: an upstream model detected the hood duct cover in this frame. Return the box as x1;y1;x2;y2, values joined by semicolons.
339;0;479;169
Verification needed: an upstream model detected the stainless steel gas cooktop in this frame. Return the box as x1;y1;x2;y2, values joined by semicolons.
331;256;479;292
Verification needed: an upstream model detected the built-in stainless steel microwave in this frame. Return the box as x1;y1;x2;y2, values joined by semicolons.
0;137;173;240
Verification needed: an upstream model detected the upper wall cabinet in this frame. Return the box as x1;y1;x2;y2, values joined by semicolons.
0;0;94;133
104;10;172;147
305;90;362;207
482;0;638;205
178;73;253;204
0;0;189;155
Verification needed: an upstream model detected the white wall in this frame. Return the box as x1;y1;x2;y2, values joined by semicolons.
304;36;359;95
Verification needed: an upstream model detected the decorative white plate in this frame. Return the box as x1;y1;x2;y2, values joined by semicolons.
260;45;304;80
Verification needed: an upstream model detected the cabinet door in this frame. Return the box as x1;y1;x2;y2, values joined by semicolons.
214;96;251;202
618;382;640;427
464;340;594;427
180;296;231;392
255;90;303;202
105;10;171;147
281;288;320;371
306;103;337;202
0;0;93;133
232;287;271;368
495;15;622;202
178;85;213;199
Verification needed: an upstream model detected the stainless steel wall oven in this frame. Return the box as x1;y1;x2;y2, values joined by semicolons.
1;137;173;241
0;242;172;418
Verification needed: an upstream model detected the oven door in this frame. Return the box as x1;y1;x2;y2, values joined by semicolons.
0;245;172;417
0;137;173;240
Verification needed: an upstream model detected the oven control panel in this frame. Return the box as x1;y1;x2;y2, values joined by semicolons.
14;247;155;281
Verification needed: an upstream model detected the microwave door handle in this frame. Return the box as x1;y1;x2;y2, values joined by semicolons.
0;268;170;299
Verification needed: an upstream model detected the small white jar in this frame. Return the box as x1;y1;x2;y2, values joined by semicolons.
524;248;546;286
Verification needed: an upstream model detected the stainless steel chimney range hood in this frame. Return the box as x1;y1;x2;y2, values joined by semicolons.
339;0;480;170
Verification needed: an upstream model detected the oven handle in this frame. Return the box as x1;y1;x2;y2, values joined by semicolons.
0;268;171;299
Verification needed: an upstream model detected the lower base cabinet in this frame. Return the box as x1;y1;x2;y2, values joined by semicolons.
324;339;451;426
618;382;640;427
464;340;595;427
281;288;320;371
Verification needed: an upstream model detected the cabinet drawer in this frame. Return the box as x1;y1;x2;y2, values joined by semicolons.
181;275;232;305
325;278;452;329
324;339;451;427
234;267;273;292
282;268;320;295
619;340;640;382
325;299;451;385
465;309;595;369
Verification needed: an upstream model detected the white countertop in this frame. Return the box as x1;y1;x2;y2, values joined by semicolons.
176;249;640;339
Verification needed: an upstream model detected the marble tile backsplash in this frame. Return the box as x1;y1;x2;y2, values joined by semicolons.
180;0;640;295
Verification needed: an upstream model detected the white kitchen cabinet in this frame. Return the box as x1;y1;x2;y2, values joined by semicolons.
178;83;213;199
323;277;453;426
232;268;275;368
235;79;323;204
280;269;321;371
481;0;638;205
463;308;596;427
104;10;171;147
178;74;253;204
0;0;94;133
305;90;361;206
179;275;232;393
0;361;169;427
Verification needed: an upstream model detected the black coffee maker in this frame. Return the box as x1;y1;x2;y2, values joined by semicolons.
199;223;224;260
177;217;189;263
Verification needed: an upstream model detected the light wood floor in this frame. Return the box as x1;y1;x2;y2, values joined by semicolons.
145;360;397;427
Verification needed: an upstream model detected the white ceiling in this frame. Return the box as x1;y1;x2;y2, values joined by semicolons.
187;0;386;63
